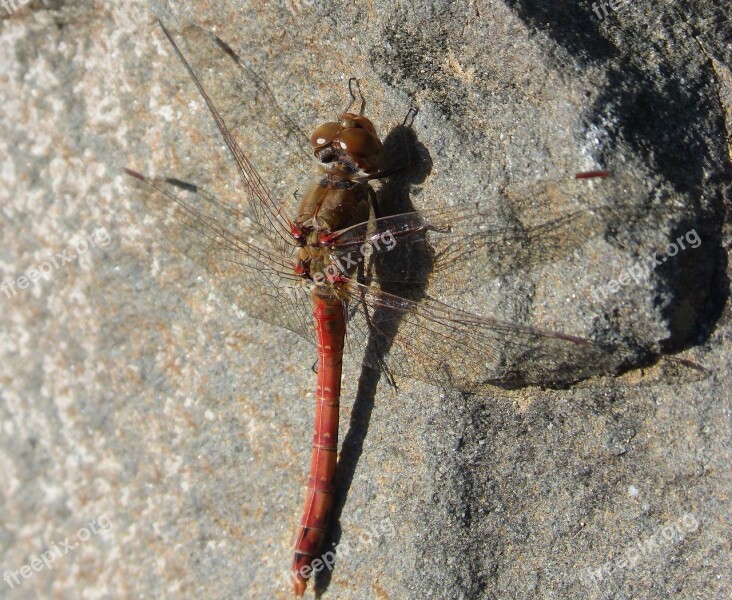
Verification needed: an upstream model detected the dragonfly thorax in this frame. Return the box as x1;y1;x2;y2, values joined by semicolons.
294;176;371;235
293;245;352;288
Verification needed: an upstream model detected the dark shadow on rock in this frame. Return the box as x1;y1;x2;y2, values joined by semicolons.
314;118;433;596
656;219;729;353
504;0;730;355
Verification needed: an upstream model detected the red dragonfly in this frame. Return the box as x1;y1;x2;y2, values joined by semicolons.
126;21;624;596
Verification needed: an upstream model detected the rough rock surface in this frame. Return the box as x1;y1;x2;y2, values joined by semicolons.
0;1;729;599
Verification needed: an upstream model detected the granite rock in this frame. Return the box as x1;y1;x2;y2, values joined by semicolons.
0;1;730;599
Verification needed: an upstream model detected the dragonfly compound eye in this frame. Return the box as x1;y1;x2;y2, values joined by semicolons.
338;126;383;174
309;122;342;152
338;112;378;136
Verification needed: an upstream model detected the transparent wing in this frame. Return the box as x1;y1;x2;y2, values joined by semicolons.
326;172;671;389
157;20;301;254
326;203;604;286
125;170;315;343
339;280;621;391
327;174;676;289
133;23;678;391
202;27;313;163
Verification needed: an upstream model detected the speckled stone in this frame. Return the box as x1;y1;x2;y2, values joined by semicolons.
0;1;729;599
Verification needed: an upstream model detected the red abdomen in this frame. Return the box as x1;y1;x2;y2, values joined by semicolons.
291;292;345;596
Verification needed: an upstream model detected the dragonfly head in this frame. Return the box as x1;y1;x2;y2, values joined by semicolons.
309;112;383;175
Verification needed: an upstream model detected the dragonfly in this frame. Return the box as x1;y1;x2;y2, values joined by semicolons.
125;20;634;596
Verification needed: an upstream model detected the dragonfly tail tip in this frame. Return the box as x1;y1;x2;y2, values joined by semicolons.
293;576;307;596
123;167;145;181
574;170;611;179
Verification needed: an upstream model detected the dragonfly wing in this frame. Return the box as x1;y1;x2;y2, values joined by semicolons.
126;171;315;343
157;20;301;255
201;26;313;162
328;172;680;291
340;280;622;390
328;202;608;289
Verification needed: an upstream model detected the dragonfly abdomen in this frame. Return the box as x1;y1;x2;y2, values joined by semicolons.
291;292;345;596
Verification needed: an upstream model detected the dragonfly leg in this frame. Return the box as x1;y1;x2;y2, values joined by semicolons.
351;271;399;392
344;77;366;116
367;185;382;221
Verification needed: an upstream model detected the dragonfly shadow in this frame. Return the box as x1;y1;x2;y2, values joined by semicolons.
314;120;433;595
503;1;730;357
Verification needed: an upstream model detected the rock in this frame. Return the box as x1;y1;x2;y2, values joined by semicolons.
0;1;729;598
